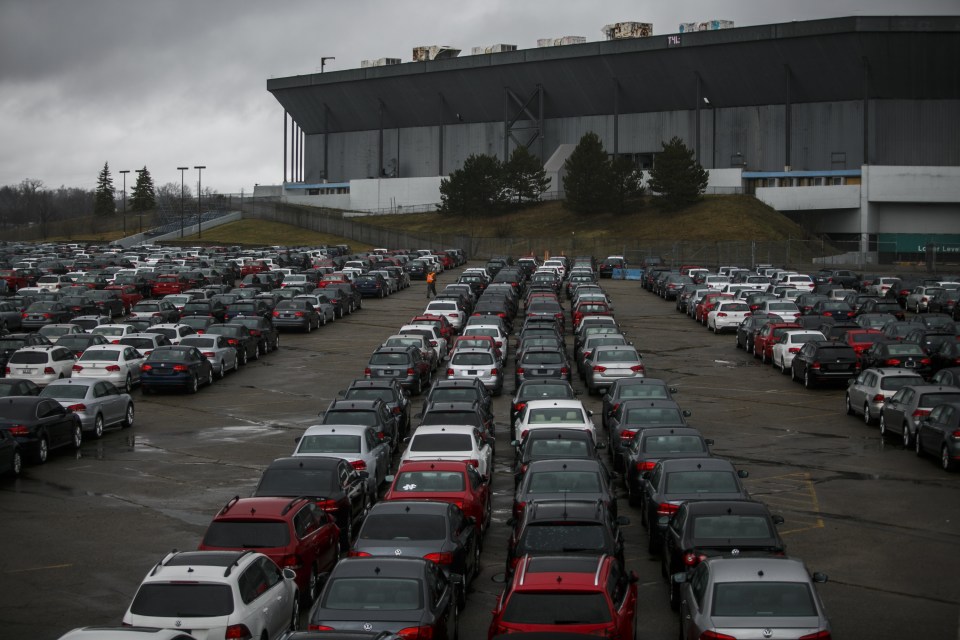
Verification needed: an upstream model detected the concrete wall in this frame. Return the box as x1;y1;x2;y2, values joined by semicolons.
349;177;444;212
864;165;960;203
756;185;861;211
285;193;351;209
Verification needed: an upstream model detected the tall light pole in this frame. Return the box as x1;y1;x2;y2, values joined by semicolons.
177;166;189;238
194;165;206;240
134;169;146;235
119;169;130;236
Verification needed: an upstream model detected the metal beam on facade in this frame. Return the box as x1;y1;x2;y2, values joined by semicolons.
378;99;385;178
283;111;288;183
785;64;792;170
503;85;544;161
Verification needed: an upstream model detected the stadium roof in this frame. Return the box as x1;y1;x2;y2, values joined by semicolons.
267;16;960;135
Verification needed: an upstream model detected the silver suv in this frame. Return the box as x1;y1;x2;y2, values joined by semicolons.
446;347;503;395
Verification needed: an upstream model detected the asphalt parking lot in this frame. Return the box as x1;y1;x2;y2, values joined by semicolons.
2;265;959;639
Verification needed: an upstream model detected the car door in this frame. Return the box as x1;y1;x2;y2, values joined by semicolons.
427;563;455;640
885;388;911;426
339;462;364;522
122;346;143;382
663;504;687;574
680;561;710;639
93;381;120;425
38;399;73;448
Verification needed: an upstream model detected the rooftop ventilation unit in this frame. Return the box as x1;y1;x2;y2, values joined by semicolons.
412;45;461;62
679;20;734;33
361;58;401;68
602;22;653;40
470;44;518;55
536;36;586;48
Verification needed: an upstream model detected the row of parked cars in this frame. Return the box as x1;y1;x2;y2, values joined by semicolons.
645;261;960;477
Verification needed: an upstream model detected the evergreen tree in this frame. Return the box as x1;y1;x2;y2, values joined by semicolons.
503;146;551;205
438;154;506;216
562;132;612;214
130;165;156;213
609;155;645;214
93;162;116;217
647;136;709;211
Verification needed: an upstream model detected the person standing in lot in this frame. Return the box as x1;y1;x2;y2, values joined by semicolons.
426;269;437;299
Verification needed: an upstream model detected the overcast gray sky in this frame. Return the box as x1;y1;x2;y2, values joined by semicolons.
1;0;957;195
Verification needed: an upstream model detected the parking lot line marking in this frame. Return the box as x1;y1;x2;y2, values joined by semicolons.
6;563;72;574
745;471;824;535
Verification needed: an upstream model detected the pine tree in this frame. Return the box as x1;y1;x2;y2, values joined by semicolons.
609;155;645;214
503;146;551;205
130;166;156;213
647;136;709;211
438;154;506;216
93;162;116;217
562;132;612;214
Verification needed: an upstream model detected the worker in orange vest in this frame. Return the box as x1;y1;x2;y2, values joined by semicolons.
426;269;437;299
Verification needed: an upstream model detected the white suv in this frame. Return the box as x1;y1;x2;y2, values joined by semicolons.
400;424;493;478
5;346;75;386
123;550;299;640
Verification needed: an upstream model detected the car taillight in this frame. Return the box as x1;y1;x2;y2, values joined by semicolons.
309;625;336;632
201;351;215;358
7;425;29;436
397;626;434;640
430;340;438;346
446;368;454;376
520;430;528;439
636;460;656;472
513;402;526;414
593;365;606;372
294;311;304;317
280;553;302;569
424;552;453;565
105;365;121;372
172;364;189;372
699;631;737;640
560;366;569;374
141;364;153;371
364;367;371;377
798;632;832;640
392;406;402;415
788;347;801;353
72;365;83;372
717;312;727;317
913;409;931;419
224;624;253;640
582;350;592;359
347;550;372;558
656;502;680;518
630;364;645;372
351;459;367;471
620;428;637;441
683;552;707;567
315;498;339;511
950;430;960;440
272;311;280;317
43;366;55;374
466;459;479;468
811;361;821;370
920;358;931;365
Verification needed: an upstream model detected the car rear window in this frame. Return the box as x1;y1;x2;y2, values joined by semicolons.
528;408;585;423
519;522;607;554
181;338;216;349
502;592;611;625
322;410;374;426
596;349;639;363
665;471;738;494
394;471;465;492
919;392;960;407
323;578;422;611
298;434;362;454
420;412;481;427
625;408;682;424
202;521;290;548
712;582;817;617
521;352;563;365
0;339;28;350
879;375;925;391
344;389;393;402
409;433;473;452
9;351;48;364
642;435;706;454
620;385;668;400
451;352;494;366
360;513;446;540
120;338;155;350
256;468;335;496
528;471;600;493
93;327;126;336
528;439;590;458
692;515;773;540
130;583;234;617
39;384;89;400
369;352;410;366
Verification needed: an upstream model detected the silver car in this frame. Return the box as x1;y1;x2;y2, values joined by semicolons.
447;347;503;395
292;423;391;495
845;368;925;425
180;335;240;379
584;344;645;395
678;556;830;640
39;378;134;438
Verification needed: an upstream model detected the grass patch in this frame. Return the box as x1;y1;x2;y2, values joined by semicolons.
172;218;375;251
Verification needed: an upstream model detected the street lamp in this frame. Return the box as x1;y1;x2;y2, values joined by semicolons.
194;166;206;240
177;166;189;238
321;56;335;72
119;170;130;236
134;169;146;235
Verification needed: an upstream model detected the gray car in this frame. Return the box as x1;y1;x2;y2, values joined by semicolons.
584;344;645;395
39;378;134;438
879;384;960;446
447;347;503;395
272;299;323;331
677;556;830;640
845;368;925;425
0;300;23;332
180;335;240;378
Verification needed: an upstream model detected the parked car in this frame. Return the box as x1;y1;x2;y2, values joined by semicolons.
293;424;392;495
399;424;494;479
0;377;41;397
623;427;713;507
366;346;433;396
845;368;926;425
5;345;76;387
39;378;134;438
140;345;214;394
512;458;617;522
789;341;860;388
71;344;144;391
179;334;240;378
0;395;83;463
206;323;260;365
879;384;960;447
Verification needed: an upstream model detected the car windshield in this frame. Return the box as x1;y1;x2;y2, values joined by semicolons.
322;578;423;611
129;583;234;617
528;439;590;458
665;471;739;494
528;471;600;493
693;515;774;540
502;592;611;625
298;434;362;454
642;435;705;453
410;433;473;452
256;469;335;496
519;523;607;554
9;351;48;364
527;408;584;423
360;513;446;540
40;385;89;400
393;471;465;492
202;521;290;548
712;582;817;617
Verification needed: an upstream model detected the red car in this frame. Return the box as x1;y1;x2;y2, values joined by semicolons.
695;292;734;324
240;259;271;277
843;328;885;358
150;274;187;297
0;269;34;291
572;301;612;330
104;284;143;313
198;495;341;603
488;554;638;639
754;322;802;363
383;459;492;537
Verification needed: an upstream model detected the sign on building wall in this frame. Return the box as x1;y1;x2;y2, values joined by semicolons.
878;234;960;254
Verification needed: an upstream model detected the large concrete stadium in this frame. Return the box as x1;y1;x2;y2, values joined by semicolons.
266;16;960;260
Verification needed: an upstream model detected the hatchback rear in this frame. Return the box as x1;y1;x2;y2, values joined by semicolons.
585;345;644;395
446;348;502;395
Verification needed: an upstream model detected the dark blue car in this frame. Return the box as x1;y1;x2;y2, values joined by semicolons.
354;274;389;298
140;345;214;394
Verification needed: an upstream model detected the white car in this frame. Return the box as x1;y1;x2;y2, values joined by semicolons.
707;301;752;333
91;323;138;343
5;345;75;387
781;274;815;292
119;333;173;358
400;424;494;478
771;330;827;373
57;627;196;640
868;276;900;296
460;323;508;362
425;299;466;330
180;334;240;378
398;323;448;362
293;423;392;494
72;344;145;391
148;323;197;345
513;398;597;442
122;550;298;640
757;300;802;321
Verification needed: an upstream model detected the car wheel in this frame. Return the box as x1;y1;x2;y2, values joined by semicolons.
93;414;104;439
413;376;422;396
669;575;681;612
252;345;260;360
124;374;132;393
71;422;82;450
290;597;300;631
942;445;956;472
845;394;854;415
761;349;767;364
34;434;49;464
10;449;22;477
804;369;813;389
216;360;225;379
321;313;327;326
238;350;247;366
306;563;319;603
305;320;311;333
122;403;135;428
879;414;888;438
187;375;199;394
902;423;913;448
340;516;353;547
451;596;460;640
916;302;922;314
206;368;214;386
864;403;873;425
915;432;924;457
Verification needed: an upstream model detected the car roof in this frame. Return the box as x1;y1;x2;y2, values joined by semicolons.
523;427;594;440
524;399;585;409
332;556;429;579
702;556;813;583
397;459;470;472
526;458;603;472
266;456;343;470
525;499;608;521
367;500;450;516
302;424;371;436
659;458;738;471
515;555;608;589
639;426;704;439
682;500;772;516
213;496;312;519
411;424;477;435
328;399;381;409
57;628;199;640
144;550;258;582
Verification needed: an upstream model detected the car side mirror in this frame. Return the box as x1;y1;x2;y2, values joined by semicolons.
384;475;394;484
669;387;679;393
773;515;785;525
337;390;346;398
596;442;607;450
282;568;297;581
737;469;750;478
812;572;829;583
672;573;687;585
506;517;516;527
629;570;639;584
682;410;692;417
294;436;301;443
586;410;594;417
704;439;715;446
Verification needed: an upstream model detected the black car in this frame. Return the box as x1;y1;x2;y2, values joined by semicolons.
206;323;260;364
857;298;905;320
510;380;576;438
309;557;458;638
601;377;678;431
930;340;960;375
640;457;750;554
0;378;42;397
352;501;479;602
734;313;782;353
140;345;214;394
254;456;369;546
0;396;82;464
624;427;713;507
506;499;629;575
908;312;955;330
931;367;960;387
514;347;571;388
513;458;617;523
662;500;785;609
54;332;111;358
323;283;363;314
606;399;691;469
225;299;272;322
419;401;495;448
0;429;21;478
322;398;401;448
180;299;227;323
20;301;73;330
366;346;432;395
227;315;280;355
813;269;860;289
860;341;932;376
915;402;960;471
928;289;960;317
341;378;412;438
790;340;860;388
512;427;607;489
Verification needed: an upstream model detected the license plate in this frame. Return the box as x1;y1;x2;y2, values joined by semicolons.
905;362;916;368
22;368;35;374
468;370;477;375
382;370;394;375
